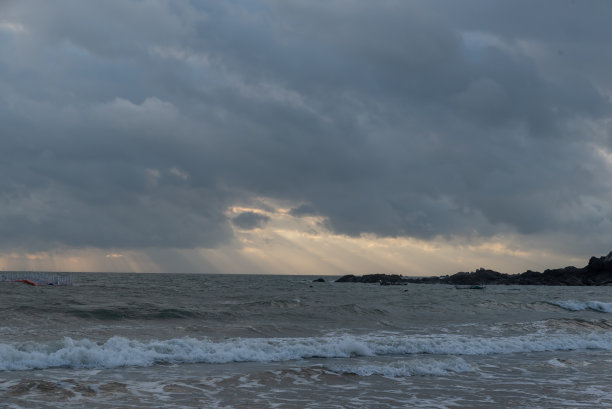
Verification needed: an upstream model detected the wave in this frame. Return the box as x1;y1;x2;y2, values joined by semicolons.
2;331;612;372
326;358;474;378
67;307;202;320
549;300;612;313
4;305;207;321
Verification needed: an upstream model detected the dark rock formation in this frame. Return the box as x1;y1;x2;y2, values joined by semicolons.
335;274;358;283
336;274;406;285
335;251;612;286
312;278;326;282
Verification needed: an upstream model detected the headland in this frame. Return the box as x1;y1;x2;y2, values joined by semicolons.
335;251;612;286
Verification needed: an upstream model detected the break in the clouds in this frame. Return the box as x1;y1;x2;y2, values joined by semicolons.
1;0;611;270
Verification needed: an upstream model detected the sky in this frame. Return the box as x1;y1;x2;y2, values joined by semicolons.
1;0;611;275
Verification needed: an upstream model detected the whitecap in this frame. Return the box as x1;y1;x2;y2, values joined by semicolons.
549;300;612;313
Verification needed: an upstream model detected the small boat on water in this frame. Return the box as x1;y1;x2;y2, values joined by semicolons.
455;284;486;290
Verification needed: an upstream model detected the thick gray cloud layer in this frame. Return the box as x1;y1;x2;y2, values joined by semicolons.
1;0;611;255
232;212;271;230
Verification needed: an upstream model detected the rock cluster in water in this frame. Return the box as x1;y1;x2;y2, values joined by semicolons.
335;251;612;286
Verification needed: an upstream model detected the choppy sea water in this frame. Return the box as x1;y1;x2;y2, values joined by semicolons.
2;274;612;408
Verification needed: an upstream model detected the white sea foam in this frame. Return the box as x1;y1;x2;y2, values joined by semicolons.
547;358;568;367
2;331;612;372
549;300;612;313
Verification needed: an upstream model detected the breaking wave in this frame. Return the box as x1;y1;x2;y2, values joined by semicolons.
549;300;612;313
2;331;612;372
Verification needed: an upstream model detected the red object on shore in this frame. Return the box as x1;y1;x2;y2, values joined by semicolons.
2;273;75;286
9;279;41;286
22;279;39;286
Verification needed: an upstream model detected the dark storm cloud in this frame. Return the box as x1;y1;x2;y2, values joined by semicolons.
232;212;271;230
1;0;611;254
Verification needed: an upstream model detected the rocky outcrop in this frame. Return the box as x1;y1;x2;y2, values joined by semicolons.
335;274;406;285
335;251;612;286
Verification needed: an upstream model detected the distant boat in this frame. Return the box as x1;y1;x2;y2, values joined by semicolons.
455;284;486;290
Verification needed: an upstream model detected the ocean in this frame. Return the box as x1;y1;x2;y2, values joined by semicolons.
1;273;612;408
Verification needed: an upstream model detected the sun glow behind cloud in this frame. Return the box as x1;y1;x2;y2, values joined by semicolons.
0;240;586;276
0;198;595;275
221;199;584;275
